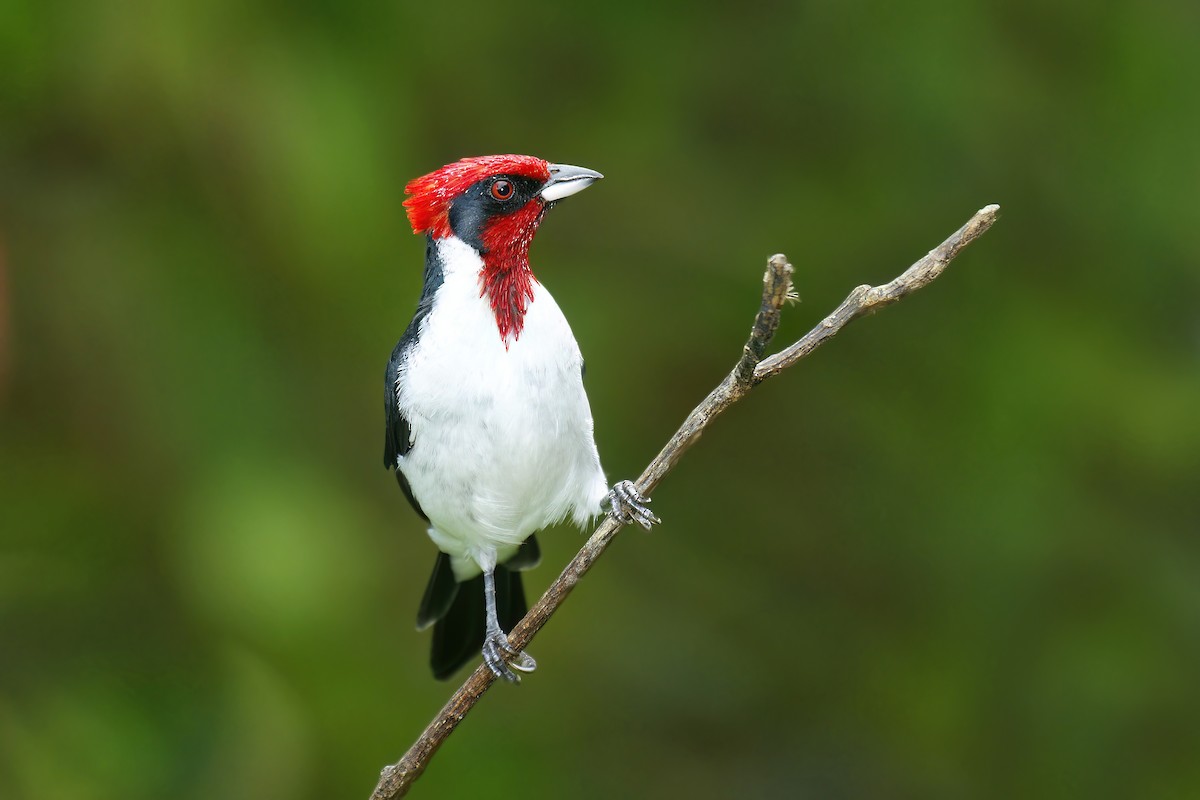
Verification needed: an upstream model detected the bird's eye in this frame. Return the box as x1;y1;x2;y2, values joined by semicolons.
490;179;514;201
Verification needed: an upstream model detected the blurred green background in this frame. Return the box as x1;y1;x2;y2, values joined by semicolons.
2;1;1198;798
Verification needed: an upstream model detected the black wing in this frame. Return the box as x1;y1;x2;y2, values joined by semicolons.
383;338;414;470
384;235;446;521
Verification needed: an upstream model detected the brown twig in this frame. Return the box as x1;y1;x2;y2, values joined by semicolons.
370;203;1001;799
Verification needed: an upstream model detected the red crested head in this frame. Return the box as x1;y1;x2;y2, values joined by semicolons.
402;155;603;343
403;155;552;239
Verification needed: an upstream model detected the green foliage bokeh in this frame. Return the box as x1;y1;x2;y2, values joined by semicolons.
2;1;1198;798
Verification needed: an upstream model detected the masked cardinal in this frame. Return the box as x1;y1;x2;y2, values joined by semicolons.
384;155;659;682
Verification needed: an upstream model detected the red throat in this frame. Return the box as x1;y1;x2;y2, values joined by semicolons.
478;202;545;343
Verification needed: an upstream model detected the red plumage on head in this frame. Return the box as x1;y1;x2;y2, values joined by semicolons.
403;154;552;238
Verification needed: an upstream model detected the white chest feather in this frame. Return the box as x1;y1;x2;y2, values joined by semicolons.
395;237;609;577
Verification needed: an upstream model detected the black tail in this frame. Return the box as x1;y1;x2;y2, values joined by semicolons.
417;536;540;680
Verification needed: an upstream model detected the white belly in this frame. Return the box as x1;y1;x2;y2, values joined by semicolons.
395;238;608;579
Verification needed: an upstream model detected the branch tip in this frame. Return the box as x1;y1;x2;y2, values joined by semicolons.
762;254;795;311
754;204;999;382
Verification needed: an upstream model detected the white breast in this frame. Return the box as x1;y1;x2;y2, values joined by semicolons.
395;237;609;579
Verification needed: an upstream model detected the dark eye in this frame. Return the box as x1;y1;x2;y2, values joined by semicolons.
490;179;514;201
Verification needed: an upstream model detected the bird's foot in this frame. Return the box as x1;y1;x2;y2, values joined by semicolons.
482;627;537;683
605;480;660;530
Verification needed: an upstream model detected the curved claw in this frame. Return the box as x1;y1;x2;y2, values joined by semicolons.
508;649;537;673
482;629;537;683
606;480;660;530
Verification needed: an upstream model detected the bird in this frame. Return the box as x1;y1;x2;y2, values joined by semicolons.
384;154;659;682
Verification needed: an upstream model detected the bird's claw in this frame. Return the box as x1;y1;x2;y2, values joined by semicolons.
482;628;536;683
606;480;660;530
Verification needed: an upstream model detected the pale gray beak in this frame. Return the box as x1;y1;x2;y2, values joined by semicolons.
540;163;604;202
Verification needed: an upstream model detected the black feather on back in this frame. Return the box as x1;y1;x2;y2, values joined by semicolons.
384;235;445;519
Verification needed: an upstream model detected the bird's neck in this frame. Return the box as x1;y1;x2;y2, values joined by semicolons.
434;233;539;345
